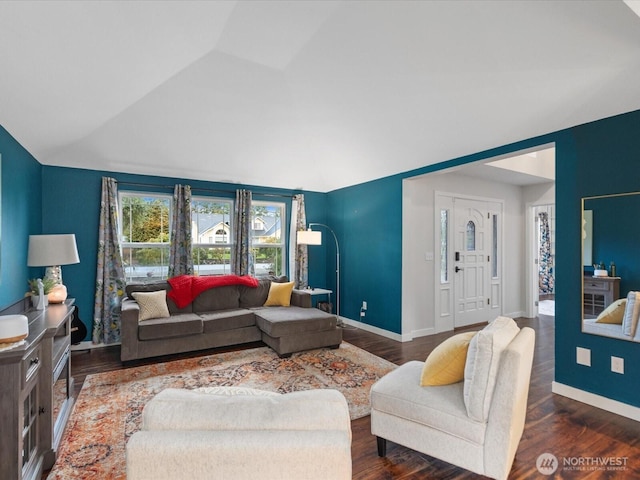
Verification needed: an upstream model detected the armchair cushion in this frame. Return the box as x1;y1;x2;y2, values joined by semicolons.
463;316;520;422
420;331;477;386
372;361;486;445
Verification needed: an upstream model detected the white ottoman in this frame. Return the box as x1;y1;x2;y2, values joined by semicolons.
126;387;352;480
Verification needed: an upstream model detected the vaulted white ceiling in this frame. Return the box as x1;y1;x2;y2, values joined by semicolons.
1;1;639;192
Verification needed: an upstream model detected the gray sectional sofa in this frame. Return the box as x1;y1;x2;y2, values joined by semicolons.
120;276;342;362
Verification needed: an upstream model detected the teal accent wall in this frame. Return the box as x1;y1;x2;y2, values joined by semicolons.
327;175;403;330
329;109;640;408
554;109;640;407
6;107;640;409
41;166;327;341
0;126;42;309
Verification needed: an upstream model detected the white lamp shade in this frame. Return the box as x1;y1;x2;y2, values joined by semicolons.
27;234;80;267
297;230;322;246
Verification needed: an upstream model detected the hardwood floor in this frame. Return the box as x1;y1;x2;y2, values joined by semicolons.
67;315;640;479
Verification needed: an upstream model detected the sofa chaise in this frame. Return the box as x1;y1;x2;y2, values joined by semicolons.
120;275;342;362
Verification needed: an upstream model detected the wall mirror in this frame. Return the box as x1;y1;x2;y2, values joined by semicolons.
582;192;640;341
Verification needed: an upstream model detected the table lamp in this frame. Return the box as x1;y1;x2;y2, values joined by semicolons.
27;234;80;303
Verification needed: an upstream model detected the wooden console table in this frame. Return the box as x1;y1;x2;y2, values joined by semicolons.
583;276;620;317
0;299;75;480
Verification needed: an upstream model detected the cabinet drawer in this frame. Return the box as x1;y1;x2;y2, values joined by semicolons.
584;280;611;292
22;343;42;387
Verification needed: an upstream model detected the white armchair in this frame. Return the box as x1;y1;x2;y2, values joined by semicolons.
371;318;535;480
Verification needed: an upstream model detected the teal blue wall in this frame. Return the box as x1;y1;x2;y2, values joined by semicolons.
41;166;328;340
0;126;42;309
329;136;553;335
554;110;640;407
329;109;640;408
6;106;640;409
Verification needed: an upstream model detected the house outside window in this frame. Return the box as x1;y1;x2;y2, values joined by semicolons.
191;197;233;276
251;201;285;276
120;192;171;283
119;192;285;282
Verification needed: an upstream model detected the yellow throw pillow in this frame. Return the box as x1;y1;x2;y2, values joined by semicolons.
420;331;477;386
595;298;626;324
264;281;295;307
131;290;170;321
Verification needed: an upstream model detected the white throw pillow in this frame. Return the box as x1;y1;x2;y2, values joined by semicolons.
131;290;170;321
622;291;640;337
463;316;520;422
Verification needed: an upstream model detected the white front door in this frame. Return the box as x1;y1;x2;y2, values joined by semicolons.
453;199;492;327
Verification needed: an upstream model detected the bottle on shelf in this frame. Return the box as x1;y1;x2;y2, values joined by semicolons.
610;261;616;277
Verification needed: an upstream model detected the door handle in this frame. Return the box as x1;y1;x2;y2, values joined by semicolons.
455;266;463;273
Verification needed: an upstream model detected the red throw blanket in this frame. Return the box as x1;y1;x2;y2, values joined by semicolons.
167;274;259;309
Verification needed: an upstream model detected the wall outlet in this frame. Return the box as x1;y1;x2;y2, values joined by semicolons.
360;311;366;317
576;347;591;367
611;356;624;374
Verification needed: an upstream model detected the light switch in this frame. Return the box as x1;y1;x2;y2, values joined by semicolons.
611;356;624;374
576;347;591;367
425;252;434;261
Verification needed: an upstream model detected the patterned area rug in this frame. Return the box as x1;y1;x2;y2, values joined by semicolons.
47;342;396;479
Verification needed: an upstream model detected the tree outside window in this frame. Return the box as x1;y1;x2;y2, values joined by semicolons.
120;193;171;283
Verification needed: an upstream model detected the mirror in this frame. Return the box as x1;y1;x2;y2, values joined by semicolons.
582;192;640;341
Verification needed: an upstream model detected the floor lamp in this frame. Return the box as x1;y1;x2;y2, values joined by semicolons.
297;223;341;324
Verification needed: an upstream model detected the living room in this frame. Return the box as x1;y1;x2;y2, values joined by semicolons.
2;1;640;479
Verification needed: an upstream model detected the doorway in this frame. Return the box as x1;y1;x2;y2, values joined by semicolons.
534;204;555;316
437;194;503;329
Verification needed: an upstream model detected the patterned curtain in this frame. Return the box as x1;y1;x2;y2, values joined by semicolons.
289;194;309;288
538;212;554;294
231;189;254;275
168;184;193;277
92;177;126;344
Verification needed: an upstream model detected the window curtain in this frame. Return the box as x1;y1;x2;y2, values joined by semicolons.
289;194;308;288
168;184;193;277
231;189;254;275
92;177;127;345
538;211;554;294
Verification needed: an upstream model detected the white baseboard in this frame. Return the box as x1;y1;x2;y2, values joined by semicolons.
552;381;640;422
341;317;405;342
409;327;436;339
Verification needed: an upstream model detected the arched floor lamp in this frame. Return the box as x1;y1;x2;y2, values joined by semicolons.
297;223;341;325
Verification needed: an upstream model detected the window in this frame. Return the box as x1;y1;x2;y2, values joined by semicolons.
440;209;449;283
492;214;498;278
120;193;171;283
251;201;285;276
191;198;233;276
119;192;286;282
466;221;476;251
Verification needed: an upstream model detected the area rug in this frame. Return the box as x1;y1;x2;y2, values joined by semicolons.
47;342;396;479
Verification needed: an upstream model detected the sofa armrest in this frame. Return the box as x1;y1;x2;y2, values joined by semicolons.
120;298;141;361
291;289;311;308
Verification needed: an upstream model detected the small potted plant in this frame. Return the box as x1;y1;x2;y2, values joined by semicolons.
28;278;56;308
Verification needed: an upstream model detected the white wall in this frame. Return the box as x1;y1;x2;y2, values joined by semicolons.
402;171;527;339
